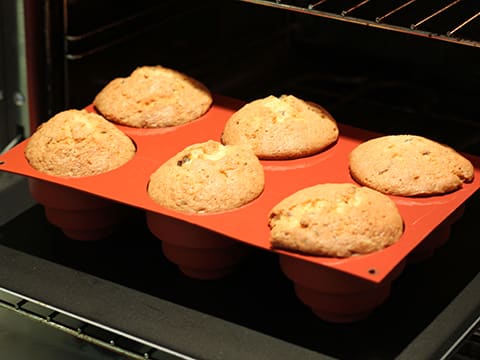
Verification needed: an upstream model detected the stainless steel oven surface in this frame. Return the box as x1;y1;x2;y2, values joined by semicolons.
1;0;480;359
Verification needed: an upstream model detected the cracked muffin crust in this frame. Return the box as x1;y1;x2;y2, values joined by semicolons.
93;65;213;128
147;140;264;213
221;94;339;159
25;109;136;177
268;183;404;258
349;134;474;196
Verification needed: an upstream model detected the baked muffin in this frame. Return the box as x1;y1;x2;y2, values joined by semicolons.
268;183;404;258
148;140;264;213
25;109;136;177
349;134;474;196
221;94;339;159
93;65;213;128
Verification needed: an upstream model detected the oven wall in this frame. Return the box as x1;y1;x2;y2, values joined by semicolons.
282;14;480;153
0;0;36;227
37;0;292;122
0;0;29;152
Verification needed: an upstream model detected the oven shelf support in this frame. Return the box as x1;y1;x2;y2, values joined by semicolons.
237;0;480;48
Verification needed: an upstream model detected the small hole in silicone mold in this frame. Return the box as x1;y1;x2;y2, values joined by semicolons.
368;268;377;275
0;160;4;165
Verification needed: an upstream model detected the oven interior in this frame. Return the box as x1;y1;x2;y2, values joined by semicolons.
44;0;480;149
1;0;480;359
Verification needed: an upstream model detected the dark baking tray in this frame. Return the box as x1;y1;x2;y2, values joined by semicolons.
0;191;479;359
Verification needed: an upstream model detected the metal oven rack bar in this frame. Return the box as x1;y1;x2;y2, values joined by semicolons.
0;287;187;360
237;0;480;48
0;243;327;360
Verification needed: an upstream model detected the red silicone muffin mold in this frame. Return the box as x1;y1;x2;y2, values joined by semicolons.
146;212;250;279
28;178;130;240
279;254;407;323
1;94;479;322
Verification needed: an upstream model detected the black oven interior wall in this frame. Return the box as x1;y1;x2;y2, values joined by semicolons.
35;0;480;156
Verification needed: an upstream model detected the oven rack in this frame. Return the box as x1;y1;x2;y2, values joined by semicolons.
0;287;185;360
237;0;480;48
447;315;480;359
